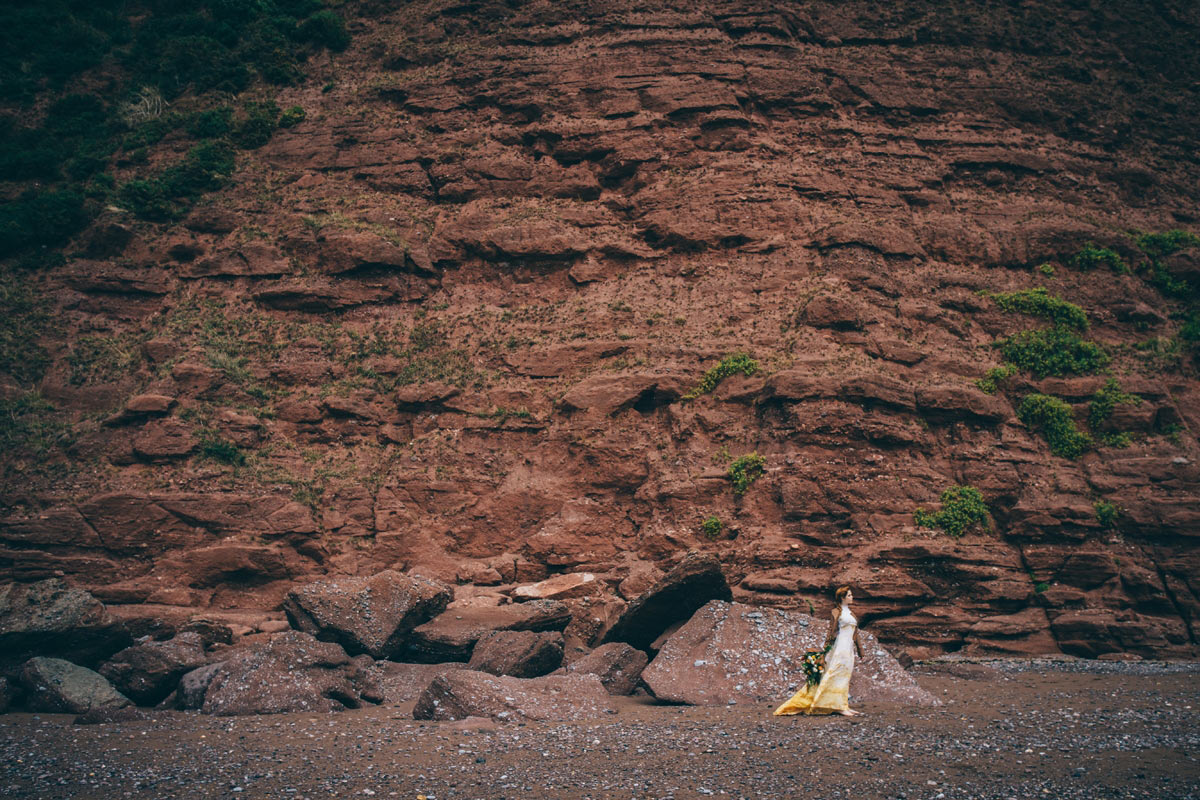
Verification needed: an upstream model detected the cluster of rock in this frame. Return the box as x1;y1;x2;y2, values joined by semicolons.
0;553;934;722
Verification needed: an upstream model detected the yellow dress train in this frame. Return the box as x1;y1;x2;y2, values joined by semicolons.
774;604;856;716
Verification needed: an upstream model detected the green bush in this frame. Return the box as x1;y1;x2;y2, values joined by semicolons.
975;364;1017;394
1094;500;1118;528
185;106;233;139
1088;378;1141;430
199;433;246;466
1135;229;1199;260
1036;263;1056;277
913;485;989;538
683;353;759;400
1071;244;1127;274
278;105;306;127
298;10;350;51
1017;393;1092;458
231;101;279;149
728;452;766;496
120;141;236;220
700;515;724;540
988;287;1088;331
999;326;1109;378
0;190;89;257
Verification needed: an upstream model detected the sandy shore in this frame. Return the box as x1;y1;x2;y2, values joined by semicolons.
1;661;1197;800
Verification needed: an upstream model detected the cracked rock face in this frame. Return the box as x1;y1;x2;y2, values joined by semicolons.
2;0;1199;662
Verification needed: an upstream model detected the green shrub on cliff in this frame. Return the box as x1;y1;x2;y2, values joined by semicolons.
1071;244;1128;274
727;452;766;497
987;287;1088;331
700;515;724;540
1094;500;1119;528
683;353;759;401
1017;393;1093;458
914;485;989;538
999;326;1109;378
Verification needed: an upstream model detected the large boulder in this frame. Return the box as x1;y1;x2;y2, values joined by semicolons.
600;551;731;652
405;600;571;663
99;633;208;706
412;670;615;723
563;642;648;695
466;631;564;678
0;580;131;673
640;601;938;707
283;571;452;659
20;657;132;714
199;631;367;716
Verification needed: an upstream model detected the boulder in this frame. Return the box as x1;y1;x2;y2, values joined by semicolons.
0;579;131;673
563;642;648;695
20;657;132;714
600;551;731;652
640;601;938;707
177;663;223;710
466;631;564;678
283;571;453;659
99;633;208;706
513;572;598;601
406;600;572;663
200;631;366;716
412;670;615;723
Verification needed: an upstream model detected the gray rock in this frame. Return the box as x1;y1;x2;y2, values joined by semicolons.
283;570;452;659
20;657;131;714
177;663;224;710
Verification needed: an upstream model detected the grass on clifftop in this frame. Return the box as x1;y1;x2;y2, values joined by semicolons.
1017;393;1093;458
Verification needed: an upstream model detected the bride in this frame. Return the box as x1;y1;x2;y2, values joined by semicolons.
774;585;864;717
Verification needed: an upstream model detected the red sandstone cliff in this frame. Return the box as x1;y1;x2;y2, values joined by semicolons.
3;1;1199;660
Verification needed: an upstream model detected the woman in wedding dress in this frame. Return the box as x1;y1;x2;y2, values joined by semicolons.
773;585;864;717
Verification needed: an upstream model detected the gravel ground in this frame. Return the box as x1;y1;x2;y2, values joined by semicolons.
1;662;1197;800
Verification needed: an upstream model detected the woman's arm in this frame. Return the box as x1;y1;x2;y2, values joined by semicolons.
823;609;838;649
853;625;863;659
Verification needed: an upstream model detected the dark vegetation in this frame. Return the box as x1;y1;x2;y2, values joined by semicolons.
0;0;350;257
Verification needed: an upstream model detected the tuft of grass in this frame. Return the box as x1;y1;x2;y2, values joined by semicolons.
198;432;246;467
1134;230;1199;260
914;485;990;538
975;364;1017;394
987;287;1088;331
1017;394;1092;458
1036;263;1056;277
1088;378;1141;431
1094;500;1119;529
67;333;143;386
999;326;1109;378
683;353;759;401
700;515;724;540
728;452;766;497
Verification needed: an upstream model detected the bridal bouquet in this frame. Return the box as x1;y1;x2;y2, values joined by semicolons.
800;643;832;687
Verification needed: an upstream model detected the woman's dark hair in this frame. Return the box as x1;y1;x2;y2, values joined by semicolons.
834;585;851;603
